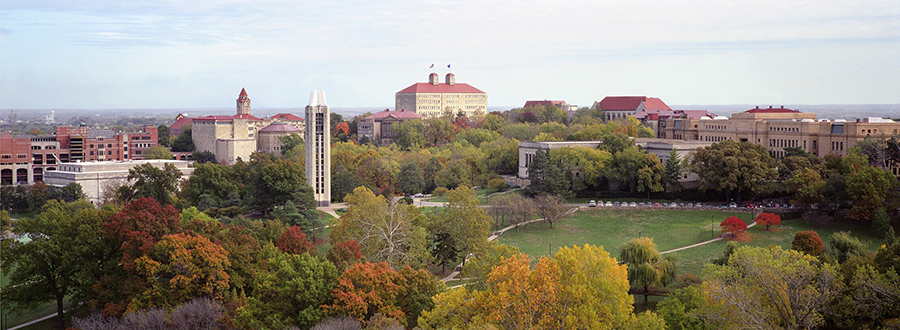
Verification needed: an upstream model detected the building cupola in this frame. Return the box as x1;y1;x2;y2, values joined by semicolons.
429;73;439;85
445;73;455;85
236;88;251;115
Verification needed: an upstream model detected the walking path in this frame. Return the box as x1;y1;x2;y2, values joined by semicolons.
659;221;757;254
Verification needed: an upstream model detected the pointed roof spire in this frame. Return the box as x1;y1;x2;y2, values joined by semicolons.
239;88;248;97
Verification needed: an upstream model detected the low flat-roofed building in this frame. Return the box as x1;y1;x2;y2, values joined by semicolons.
43;159;193;205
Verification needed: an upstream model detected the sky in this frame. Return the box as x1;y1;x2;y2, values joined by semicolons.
1;0;899;110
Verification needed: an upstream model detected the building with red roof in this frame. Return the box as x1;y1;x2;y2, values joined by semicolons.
395;73;487;118
358;109;425;144
593;96;671;121
264;113;305;132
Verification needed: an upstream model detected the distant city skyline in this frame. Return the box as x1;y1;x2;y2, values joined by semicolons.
2;0;898;109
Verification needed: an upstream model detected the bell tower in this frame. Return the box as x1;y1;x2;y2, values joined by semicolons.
236;88;251;115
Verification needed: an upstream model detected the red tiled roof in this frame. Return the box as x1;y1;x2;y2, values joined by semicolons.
365;109;425;120
270;113;305;121
397;82;485;94
239;88;248;97
745;107;799;113
524;100;564;108
597;96;670;111
170;116;194;130
195;115;236;121
259;123;302;132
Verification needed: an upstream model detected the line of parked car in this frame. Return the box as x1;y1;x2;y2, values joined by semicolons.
587;200;794;209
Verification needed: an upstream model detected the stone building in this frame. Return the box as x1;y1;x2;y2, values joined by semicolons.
593;96;671;121
305;90;331;207
258;122;302;155
664;106;900;161
395;72;487;118
357;109;425;144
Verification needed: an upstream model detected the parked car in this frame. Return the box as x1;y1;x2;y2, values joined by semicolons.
686;203;693;208
613;201;621;206
638;202;645;207
629;202;637;207
728;202;737;208
605;201;613;207
653;202;660;207
589;200;597;207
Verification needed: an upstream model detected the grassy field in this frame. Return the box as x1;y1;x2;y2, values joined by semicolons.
498;209;884;278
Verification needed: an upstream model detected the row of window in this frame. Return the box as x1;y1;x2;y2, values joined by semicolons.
770;127;799;132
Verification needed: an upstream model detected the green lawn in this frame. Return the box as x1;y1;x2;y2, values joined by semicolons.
498;209;884;278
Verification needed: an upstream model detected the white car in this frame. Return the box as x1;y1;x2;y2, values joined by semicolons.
589;200;597;207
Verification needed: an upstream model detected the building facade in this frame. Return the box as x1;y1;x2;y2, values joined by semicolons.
593;96;671;121
43;159;193;205
305;90;331;207
257;122;302;155
2;125;158;185
395;73;487;118
358;109;425;144
664;106;900;159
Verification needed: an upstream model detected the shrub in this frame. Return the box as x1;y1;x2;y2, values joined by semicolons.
792;231;824;257
720;216;747;238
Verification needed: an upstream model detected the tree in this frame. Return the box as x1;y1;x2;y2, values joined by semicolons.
327;240;363;271
236;251;339;330
324;262;443;328
429;186;492;266
700;246;840;330
421;244;635;330
192;150;217;164
394;119;426;150
0;200;116;330
527;149;571;198
664;148;685;191
690;140;777;201
478;137;519;175
128;233;231;311
548;146;611;191
873;207;893;236
143;146;174;160
719;216;747;238
157;124;170;147
481;113;505;131
182;162;239;207
332;164;365;202
755;212;781;231
786;167;826;208
329;187;430;269
844;161;899;221
397;162;425;195
534;194;568;229
273;200;322;237
120;162;183;205
792;231;824;257
619;237;677;302
275;226;313;254
635;153;666;199
247;157;317;218
824;231;868;264
657;286;716;330
171;126;195;152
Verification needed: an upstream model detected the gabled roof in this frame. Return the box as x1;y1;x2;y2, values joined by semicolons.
239;88;248;97
596;96;670;111
397;82;485;94
524;100;565;108
270;113;305;121
365;109;425;120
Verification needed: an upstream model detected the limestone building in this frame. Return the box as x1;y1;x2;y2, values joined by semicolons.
593;96;670;121
305;90;331;206
395;73;487;118
357;109;425;144
664;106;900;161
190;89;305;165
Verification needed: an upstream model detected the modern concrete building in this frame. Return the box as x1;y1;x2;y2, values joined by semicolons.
43;159;193;205
305;90;331;206
395;73;487;118
2;125;158;185
664;106;900;161
357;109;425;144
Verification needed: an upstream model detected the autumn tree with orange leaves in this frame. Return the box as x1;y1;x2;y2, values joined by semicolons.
755;212;781;231
275;225;313;255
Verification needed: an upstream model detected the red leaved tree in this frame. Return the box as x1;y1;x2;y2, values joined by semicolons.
275;226;312;255
792;231;824;256
755;212;781;231
334;122;350;135
720;216;747;238
327;240;363;271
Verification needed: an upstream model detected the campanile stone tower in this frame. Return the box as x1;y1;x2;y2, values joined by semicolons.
236;88;251;115
305;90;331;206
